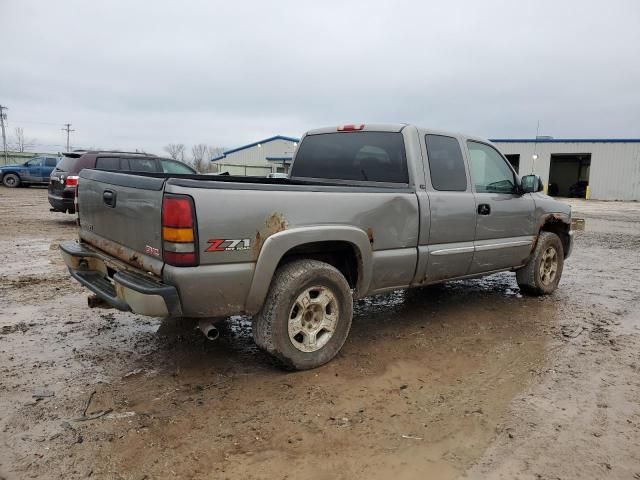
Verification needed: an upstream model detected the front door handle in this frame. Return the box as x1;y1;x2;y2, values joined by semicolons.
477;203;491;215
103;190;116;208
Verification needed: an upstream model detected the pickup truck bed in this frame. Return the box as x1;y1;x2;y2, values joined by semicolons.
68;168;420;316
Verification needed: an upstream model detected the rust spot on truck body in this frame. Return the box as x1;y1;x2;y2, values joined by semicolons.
254;212;288;255
82;233;162;277
532;213;572;258
367;227;374;245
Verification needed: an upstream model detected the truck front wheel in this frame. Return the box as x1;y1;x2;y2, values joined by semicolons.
253;259;353;370
516;231;564;295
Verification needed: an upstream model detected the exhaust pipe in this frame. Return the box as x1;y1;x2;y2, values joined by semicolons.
198;319;220;341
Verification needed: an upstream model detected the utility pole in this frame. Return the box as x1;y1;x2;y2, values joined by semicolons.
0;105;7;164
62;123;74;151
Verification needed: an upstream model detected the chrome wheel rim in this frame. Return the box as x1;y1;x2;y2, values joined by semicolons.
288;286;339;353
539;246;558;285
5;176;16;187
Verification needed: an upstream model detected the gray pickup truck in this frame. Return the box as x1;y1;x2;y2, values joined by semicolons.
61;124;573;370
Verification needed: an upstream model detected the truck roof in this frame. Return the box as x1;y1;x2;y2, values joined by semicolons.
306;124;407;135
305;124;486;143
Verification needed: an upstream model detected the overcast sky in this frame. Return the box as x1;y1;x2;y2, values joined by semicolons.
1;0;639;156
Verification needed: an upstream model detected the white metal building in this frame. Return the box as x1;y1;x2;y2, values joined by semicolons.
210;135;299;176
492;138;640;201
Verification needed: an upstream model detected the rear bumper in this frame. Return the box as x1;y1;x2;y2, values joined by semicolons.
60;241;182;317
48;190;75;213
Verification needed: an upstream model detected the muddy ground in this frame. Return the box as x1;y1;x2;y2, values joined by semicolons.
0;187;638;480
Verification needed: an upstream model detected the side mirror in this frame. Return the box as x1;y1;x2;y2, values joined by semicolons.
521;174;544;194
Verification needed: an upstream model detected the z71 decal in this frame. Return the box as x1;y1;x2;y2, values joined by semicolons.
206;238;251;252
145;245;161;257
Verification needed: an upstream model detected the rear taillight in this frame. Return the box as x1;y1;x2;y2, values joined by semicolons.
337;124;365;132
65;175;79;187
162;195;198;267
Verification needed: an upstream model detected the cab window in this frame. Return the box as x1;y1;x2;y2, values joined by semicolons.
292;132;409;183
467;141;516;194
425;135;467;191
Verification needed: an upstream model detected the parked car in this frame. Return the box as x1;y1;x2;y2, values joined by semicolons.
60;124;573;370
0;156;61;188
48;151;196;213
569;180;589;198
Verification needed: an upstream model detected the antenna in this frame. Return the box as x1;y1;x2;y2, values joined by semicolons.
531;120;540;174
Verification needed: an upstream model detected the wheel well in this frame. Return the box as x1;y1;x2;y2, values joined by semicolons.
540;217;571;257
276;241;360;290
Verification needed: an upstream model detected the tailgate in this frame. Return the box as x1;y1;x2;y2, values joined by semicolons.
78;169;166;275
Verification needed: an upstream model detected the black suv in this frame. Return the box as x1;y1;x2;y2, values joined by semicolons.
48;151;196;213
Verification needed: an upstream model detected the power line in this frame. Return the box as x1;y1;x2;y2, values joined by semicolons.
10;120;63;127
62;123;74;151
0;105;8;163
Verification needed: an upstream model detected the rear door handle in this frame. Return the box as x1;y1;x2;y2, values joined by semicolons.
477;203;491;215
103;190;116;208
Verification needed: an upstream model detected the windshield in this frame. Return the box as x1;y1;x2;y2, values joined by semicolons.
291;132;409;184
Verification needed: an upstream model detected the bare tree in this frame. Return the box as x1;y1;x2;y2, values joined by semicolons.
11;127;34;152
163;143;185;161
190;144;208;172
207;145;224;159
206;145;225;173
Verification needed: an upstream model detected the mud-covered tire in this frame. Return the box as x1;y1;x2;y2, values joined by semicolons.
516;231;564;295
2;174;20;188
253;259;353;370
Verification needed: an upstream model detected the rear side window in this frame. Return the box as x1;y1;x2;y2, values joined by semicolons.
292;132;409;183
95;157;121;170
128;158;158;173
160;159;195;174
425;135;467;191
45;157;58;167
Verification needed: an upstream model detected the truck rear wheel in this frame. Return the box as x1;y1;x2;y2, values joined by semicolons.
516;231;564;295
2;174;20;188
253;259;353;370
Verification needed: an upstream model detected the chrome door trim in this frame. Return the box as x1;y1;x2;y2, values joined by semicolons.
474;239;532;252
430;246;475;256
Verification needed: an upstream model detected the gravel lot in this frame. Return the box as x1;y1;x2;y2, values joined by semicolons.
1;187;639;479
